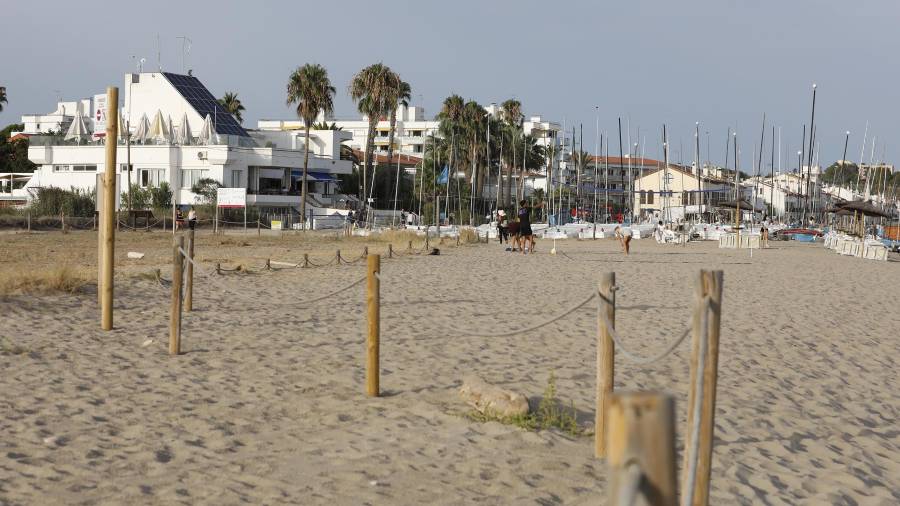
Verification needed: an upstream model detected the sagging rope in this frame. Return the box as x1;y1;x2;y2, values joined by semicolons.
598;296;693;366
445;291;598;338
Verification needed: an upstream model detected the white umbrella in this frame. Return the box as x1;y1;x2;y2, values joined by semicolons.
198;114;218;145
118;110;128;142
176;112;192;145
167;115;176;144
133;113;150;143
64;109;92;143
149;110;169;144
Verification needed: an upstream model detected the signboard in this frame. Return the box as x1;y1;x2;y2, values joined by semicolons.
216;187;247;208
93;94;107;134
270;220;282;231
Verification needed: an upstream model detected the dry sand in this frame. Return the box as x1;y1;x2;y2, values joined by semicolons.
1;230;898;505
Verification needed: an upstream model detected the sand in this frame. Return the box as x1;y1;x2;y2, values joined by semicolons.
1;230;898;505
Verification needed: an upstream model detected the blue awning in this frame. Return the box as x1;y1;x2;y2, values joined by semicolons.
290;170;337;182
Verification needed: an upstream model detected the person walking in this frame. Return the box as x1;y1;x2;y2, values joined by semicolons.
497;209;509;244
188;207;197;230
518;199;545;254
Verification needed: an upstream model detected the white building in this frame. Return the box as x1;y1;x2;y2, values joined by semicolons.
18;72;354;214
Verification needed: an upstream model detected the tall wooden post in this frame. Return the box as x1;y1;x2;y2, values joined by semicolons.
595;272;615;457
169;235;184;355
366;254;381;397
303;253;309;268
100;86;118;331
336;249;341;265
387;243;393;258
184;228;195;312
682;270;723;505
607;392;677;506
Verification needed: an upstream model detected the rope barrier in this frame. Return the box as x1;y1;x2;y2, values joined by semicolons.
445;291;597;338
682;299;710;506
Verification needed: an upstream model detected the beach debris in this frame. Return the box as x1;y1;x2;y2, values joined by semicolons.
428;248;440;256
127;252;145;259
459;376;529;418
141;339;154;347
43;436;59;446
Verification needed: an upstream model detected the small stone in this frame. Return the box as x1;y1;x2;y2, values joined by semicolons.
141;339;154;347
127;252;145;259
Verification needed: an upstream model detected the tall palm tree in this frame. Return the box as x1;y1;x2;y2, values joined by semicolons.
287;64;336;229
217;92;245;124
462;100;487;201
349;63;399;206
438;95;466;220
385;78;411;218
0;87;6;113
500;99;523;205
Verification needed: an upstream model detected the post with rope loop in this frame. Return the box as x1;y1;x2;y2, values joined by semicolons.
303;253;309;268
363;246;368;258
407;240;412;251
682;270;723;506
184;228;195;312
336;249;341;265
595;272;615;458
170;235;185;355
607;392;677;506
387;244;393;258
100;86;118;331
216;263;221;275
366;254;381;397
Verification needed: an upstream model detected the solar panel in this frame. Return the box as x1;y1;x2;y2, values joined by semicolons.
162;72;249;137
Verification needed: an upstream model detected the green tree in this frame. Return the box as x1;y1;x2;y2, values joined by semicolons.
0;87;6;113
0;123;37;173
217;92;245;124
287;63;336;228
350;63;400;204
149;182;173;209
191;177;221;205
500;99;523;205
384;78;411;206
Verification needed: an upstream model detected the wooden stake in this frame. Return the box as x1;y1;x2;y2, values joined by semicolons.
184;228;195;312
170;235;184;355
607;392;677;506
407;240;412;251
27;211;31;232
387;243;393;258
682;270;723;505
216;262;221;275
303;253;309;268
60;212;65;232
100;86;118;331
257;217;261;236
366;254;381;397
595;272;615;458
363;246;368;257
336;249;341;265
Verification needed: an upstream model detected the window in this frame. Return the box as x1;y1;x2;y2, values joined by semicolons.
647;191;654;204
181;169;209;189
139;169;166;188
231;170;242;188
413;145;423;153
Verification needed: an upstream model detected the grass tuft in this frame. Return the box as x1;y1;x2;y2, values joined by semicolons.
465;372;585;437
0;265;89;296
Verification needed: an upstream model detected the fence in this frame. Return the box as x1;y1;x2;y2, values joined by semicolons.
159;235;720;505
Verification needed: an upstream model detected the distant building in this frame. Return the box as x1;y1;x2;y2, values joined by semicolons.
18;72;354;214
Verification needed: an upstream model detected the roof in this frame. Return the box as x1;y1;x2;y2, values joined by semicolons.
587;156;665;168
353;149;422;166
161;72;249;138
640;164;731;185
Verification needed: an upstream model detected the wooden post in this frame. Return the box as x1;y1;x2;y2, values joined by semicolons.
216;262;221;275
407;240;412;251
366;254;381;397
257;217;261;236
100;86;118;331
363;246;368;257
184;228;195;312
27;211;31;232
170;235;184;355
682;270;723;506
60;212;65;232
92;213;96;231
607;392;677;506
303;253;309;268
336;249;341;265
595;272;615;458
265;258;271;270
387;244;393;258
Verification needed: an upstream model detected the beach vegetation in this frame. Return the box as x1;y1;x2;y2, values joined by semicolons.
28;186;94;217
0;265;88;296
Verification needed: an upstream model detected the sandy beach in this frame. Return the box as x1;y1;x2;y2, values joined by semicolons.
1;231;898;505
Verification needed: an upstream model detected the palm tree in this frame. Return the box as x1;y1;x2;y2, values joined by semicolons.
287;64;336;229
500;99;523;206
0;87;6;113
462;101;487;202
349;63;399;207
217;92;245;124
385;78;411;221
438;95;466;220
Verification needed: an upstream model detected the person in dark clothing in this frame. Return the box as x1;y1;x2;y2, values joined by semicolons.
517;199;545;254
497;210;509;244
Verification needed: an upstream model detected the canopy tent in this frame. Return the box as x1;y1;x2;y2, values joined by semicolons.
64;109;92;143
166;115;176;144
176;112;192;145
717;199;756;211
198;114;218;145
837;200;892;218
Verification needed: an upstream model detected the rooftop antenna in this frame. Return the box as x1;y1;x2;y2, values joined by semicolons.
177;36;192;74
156;33;162;71
138;58;146;73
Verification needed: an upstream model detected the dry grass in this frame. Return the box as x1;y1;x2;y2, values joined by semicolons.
0;265;90;296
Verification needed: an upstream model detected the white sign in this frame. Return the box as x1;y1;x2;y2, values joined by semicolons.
93;94;107;134
270;220;282;230
217;187;247;208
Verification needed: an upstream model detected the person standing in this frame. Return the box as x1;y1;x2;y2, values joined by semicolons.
188;207;197;230
518;199;545;254
497;210;509;244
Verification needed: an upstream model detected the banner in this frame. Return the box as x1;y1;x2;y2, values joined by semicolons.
437;165;449;185
217;187;247;208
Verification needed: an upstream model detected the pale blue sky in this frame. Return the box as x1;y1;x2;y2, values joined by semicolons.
2;0;898;169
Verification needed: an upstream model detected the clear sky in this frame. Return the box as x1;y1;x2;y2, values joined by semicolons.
2;0;898;170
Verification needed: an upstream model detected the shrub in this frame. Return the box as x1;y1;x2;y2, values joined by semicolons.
29;187;95;217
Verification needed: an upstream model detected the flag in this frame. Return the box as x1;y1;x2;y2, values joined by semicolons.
437;165;449;185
